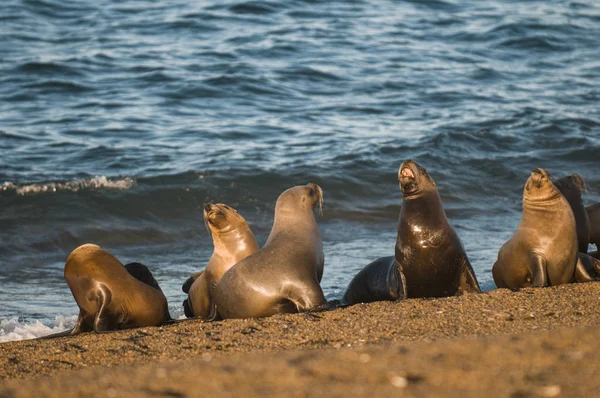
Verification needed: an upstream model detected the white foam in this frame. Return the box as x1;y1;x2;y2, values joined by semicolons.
2;176;135;195
0;315;77;343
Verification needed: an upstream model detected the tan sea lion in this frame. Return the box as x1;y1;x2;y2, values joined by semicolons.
48;244;170;337
587;203;600;250
343;160;480;305
554;174;589;253
214;183;326;319
492;168;595;289
182;203;259;320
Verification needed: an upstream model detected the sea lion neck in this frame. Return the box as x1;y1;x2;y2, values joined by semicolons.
523;187;563;206
400;187;447;227
273;207;316;228
402;186;440;204
211;223;256;255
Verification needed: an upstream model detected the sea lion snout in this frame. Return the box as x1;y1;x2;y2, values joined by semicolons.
529;168;550;189
399;160;421;195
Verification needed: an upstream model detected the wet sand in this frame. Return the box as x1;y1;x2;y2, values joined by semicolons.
2;283;600;397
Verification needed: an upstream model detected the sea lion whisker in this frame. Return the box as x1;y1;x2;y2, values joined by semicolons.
318;185;324;216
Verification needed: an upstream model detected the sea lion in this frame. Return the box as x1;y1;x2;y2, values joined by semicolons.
587;203;600;250
214;183;326;319
492;168;594;289
60;244;170;335
343;160;480;305
182;204;259;320
342;256;403;305
554;174;589;253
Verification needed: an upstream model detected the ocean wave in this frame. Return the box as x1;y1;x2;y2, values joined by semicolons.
2;176;135;196
0;315;76;343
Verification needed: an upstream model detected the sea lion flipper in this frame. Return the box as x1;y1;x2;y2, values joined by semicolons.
575;253;600;281
391;259;407;300
203;300;220;322
528;254;548;287
457;259;481;294
183;298;194;318
182;271;204;293
290;286;327;312
88;284;114;333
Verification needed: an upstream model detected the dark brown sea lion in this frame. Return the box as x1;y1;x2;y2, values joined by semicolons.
554;174;589;253
47;244;170;337
342;256;402;305
493;168;595;289
587;203;600;250
182;204;259;320
343;160;480;305
214;183;326;319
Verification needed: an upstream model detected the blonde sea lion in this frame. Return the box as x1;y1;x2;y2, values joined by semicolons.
493;168;595;289
214;183;326;319
182;204;259;320
554;174;589;253
44;244;170;338
343;160;479;305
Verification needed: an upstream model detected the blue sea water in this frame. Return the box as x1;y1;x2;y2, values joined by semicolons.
1;0;599;340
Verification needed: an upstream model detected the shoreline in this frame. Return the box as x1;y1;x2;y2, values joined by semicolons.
2;282;600;395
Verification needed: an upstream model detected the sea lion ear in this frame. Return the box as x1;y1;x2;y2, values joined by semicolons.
572;174;586;192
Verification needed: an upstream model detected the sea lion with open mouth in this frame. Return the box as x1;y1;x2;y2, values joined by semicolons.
343;160;480;305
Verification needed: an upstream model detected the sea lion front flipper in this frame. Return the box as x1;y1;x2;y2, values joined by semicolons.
575;253;600;281
203;301;221;322
37;309;94;339
290;284;327;312
457;258;481;294
182;271;204;294
183;298;194;318
528;253;548;287
88;283;115;333
391;259;407;300
201;278;221;321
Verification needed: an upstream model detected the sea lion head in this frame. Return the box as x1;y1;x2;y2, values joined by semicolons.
204;203;246;235
275;183;324;215
554;173;586;197
524;168;561;202
398;159;436;197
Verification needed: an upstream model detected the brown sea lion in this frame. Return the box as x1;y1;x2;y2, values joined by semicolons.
182;204;259;320
342;256;402;305
492;168;595;289
214;183;326;319
51;244;170;337
587;203;600;250
343;160;480;305
554;174;589;253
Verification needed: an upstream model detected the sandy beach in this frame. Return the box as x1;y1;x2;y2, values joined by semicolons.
1;282;600;397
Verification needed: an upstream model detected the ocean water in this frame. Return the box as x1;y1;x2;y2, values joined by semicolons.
1;0;599;341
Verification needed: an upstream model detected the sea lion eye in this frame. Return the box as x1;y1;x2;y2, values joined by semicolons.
308;188;314;196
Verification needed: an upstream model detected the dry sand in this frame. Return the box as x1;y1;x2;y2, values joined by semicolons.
1;283;600;397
